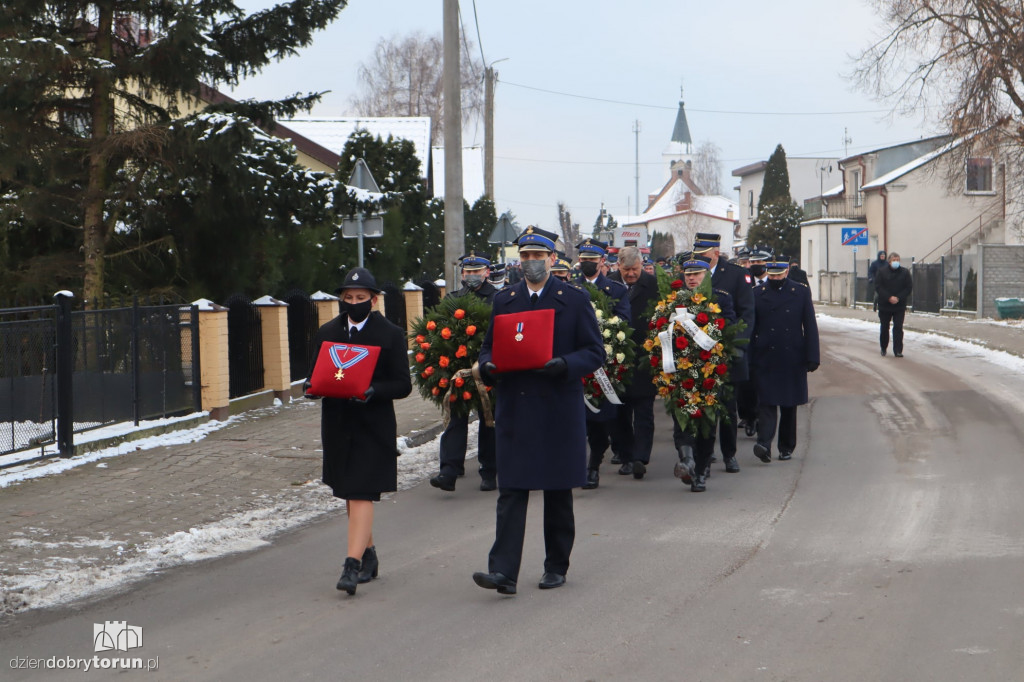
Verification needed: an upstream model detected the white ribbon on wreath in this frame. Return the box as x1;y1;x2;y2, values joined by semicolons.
657;307;717;375
583;366;623;412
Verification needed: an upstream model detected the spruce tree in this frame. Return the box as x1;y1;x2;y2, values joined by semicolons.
758;144;792;209
748;143;802;257
0;1;347;306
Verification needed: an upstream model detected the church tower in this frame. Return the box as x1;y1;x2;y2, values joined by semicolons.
662;96;693;181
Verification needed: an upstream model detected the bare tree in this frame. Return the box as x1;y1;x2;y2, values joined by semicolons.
853;0;1024;236
692;141;723;195
350;32;484;145
558;202;581;259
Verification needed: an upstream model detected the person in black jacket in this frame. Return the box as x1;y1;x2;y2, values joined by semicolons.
430;254;499;492
875;252;913;357
609;246;660;477
306;267;412;595
867;250;887;311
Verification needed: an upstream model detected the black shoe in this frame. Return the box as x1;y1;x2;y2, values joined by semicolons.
632;461;646;479
724;456;740;473
690;474;706;492
778;451;792;461
357;546;378;584
538;572;566;589
744;422;758;438
336;557;361;594
430;473;456;491
479;477;497;491
473;571;517;595
894;352;903;358
674;446;696;484
617;462;633;475
753;442;771;463
610;453;622;465
880;348;887;356
582;469;599;489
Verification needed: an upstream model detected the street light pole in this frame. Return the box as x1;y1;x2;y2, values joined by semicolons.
442;0;464;287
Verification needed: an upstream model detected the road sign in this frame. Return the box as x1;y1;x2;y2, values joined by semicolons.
341;159;383;267
488;212;519;245
341;216;383;238
841;226;868;246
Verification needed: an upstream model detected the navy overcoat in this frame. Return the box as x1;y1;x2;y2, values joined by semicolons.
712;259;755;382
479;276;605;490
575;273;630;422
750;281;820;407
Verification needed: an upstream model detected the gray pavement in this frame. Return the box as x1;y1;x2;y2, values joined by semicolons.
0;305;1018;619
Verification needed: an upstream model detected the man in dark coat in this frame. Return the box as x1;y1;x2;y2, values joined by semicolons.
669;255;737;492
473;226;604;595
868;250;888;311
875;251;913;357
737;248;771;436
788;258;809;285
694;233;755;473
750;259;819;463
609;246;660;478
573;238;631;488
307;267;412;593
430;254;499;493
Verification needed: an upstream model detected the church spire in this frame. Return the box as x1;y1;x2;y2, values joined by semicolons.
671;99;692;151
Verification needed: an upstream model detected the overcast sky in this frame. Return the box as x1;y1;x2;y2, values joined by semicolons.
230;0;932;230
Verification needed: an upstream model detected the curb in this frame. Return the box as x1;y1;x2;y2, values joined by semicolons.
72;413;211;457
403;422;445;448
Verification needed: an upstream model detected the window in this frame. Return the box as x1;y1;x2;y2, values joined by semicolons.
748;190;754;218
852;170;863;207
966;157;993;193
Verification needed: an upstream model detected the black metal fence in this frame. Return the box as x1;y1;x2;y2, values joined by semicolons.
283;290;319;382
225;294;264;398
912;263;943;313
1;297;201;458
381;282;406;329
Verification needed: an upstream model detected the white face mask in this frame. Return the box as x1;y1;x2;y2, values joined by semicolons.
890;261;901;269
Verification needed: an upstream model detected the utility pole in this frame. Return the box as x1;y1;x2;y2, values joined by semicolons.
442;0;464;287
843;127;852;158
633;120;642;215
484;66;494;200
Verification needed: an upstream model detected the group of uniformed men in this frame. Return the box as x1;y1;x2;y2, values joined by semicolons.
434;227;819;595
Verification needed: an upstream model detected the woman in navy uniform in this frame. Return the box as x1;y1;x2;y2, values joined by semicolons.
306;267;412;595
749;258;819;462
430;253;498;492
473;227;605;594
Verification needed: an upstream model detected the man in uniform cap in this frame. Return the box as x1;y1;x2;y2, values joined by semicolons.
472;226;604;594
430;253;499;492
488;263;506;289
551;252;573;281
750;258;819;463
737;247;770;436
670;255;737;492
692;233;754;473
573;238;631;488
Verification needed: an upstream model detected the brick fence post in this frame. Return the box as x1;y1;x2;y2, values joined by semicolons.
192;299;230;420
254;295;291;402
311;291;339;327
402;282;424;346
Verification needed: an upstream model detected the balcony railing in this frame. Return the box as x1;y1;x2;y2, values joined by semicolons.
803;197;867;221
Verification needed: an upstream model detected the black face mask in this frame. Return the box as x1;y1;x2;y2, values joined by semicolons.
341;299;373;323
579;261;600;278
768;279;785;290
749;264;766;277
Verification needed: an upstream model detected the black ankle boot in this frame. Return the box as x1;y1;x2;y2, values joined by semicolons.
358;546;379;584
336;557;361;594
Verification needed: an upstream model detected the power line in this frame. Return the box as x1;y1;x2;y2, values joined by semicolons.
470;0;486;68
497;78;889;116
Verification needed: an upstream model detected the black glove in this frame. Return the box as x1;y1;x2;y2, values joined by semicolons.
302;380;321;400
806;362;819;373
538;357;568;379
351;386;375;404
479;361;498;387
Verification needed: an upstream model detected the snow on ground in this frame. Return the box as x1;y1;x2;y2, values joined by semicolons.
817;314;1024;374
1;428;461;614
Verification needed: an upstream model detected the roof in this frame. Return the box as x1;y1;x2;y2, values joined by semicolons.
731;160;767;177
431;145;486;202
861;136;965;190
671;101;692;145
624;175;736;225
281;117;432;177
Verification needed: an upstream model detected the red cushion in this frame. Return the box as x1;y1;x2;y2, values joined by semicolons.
491;308;554;372
309;342;380;399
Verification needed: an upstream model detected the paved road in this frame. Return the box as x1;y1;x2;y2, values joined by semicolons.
4;317;1024;680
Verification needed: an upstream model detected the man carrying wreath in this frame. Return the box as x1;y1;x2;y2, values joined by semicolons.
472;226;605;595
430;253;499;493
669;254;737;492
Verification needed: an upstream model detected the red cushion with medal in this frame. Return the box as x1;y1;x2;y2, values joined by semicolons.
309;342;381;399
490;308;555;372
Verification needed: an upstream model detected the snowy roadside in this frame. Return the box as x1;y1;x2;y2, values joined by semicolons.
0;429;459;615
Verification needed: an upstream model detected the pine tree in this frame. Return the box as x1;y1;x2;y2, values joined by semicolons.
758;144;792;208
0;1;347;305
747;144;802;257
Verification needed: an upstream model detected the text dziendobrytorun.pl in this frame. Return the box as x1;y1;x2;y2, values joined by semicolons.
10;656;159;672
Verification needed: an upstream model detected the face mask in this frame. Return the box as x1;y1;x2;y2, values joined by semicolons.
521;259;549;283
749;264;766;277
769;279;785;290
463;274;485;289
579;261;599;277
890;261;901;269
341;299;373;323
